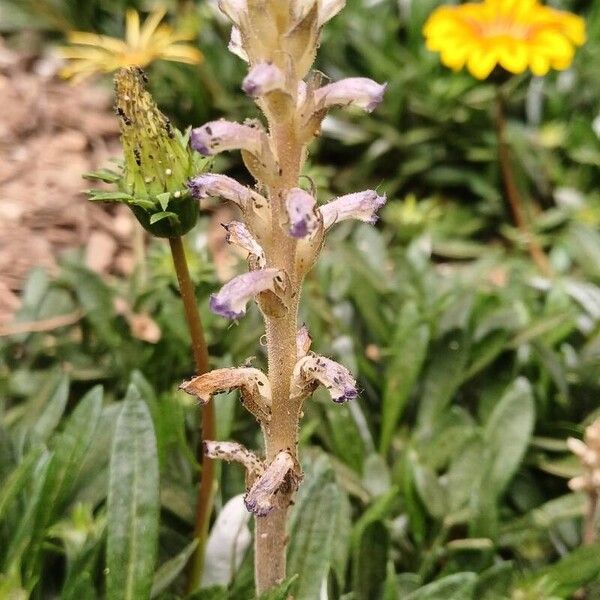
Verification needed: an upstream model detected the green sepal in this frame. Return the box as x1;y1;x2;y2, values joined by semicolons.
83;169;122;183
131;195;199;238
149;211;179;226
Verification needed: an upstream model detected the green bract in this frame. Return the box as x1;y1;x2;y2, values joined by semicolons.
85;67;207;238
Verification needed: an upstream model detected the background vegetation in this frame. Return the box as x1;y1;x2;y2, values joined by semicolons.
1;0;600;598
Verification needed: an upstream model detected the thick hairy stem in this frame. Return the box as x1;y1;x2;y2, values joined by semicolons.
494;90;552;276
253;112;304;594
168;236;216;592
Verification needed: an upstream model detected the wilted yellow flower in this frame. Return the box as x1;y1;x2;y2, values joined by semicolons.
59;8;203;82
423;0;586;80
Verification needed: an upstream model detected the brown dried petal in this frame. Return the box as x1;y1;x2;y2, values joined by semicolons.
203;440;263;477
180;367;271;421
244;450;297;516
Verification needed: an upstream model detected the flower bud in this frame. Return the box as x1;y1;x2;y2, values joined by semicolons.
315;77;387;113
86;67;206;237
320;190;386;229
242;62;286;97
209;268;285;320
285;188;320;238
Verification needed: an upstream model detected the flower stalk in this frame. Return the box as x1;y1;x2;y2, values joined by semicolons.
169;237;215;592
180;0;387;592
494;88;552;276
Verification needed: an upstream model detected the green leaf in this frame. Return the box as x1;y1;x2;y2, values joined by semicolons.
150;540;198;598
47;386;103;513
409;450;448;519
380;301;429;453
0;445;44;524
483;378;535;496
405;573;477;599
416;332;470;432
257;575;299;600
288;457;347;600
30;374;70;444
352;520;389;600
106;384;160;600
517;542;600;597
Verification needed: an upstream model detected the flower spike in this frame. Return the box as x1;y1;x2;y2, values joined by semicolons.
244;451;298;516
285;188;320;238
292;353;358;403
315;77;387;113
242;62;286;97
320;190;386;229
223;221;266;269
209;269;285;320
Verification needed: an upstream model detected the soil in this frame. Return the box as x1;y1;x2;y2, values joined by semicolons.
0;38;137;325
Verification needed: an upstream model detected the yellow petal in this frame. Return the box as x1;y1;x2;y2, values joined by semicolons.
125;9;141;48
497;39;529;74
139;8;168;46
467;46;498;80
530;54;550;76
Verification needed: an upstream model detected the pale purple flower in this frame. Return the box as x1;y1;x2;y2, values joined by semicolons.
293;353;358;403
209;268;284;319
244;451;296;516
314;77;387;113
285;188;319;238
223;221;266;268
190;119;264;157
242;62;286;97
319;190;386;229
187;173;264;208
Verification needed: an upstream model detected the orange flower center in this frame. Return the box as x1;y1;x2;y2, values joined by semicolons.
466;18;536;41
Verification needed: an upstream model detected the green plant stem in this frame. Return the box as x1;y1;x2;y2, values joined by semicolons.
494;89;552;277
168;236;215;593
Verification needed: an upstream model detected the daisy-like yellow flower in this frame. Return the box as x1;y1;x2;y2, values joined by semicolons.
59;7;203;82
423;0;586;80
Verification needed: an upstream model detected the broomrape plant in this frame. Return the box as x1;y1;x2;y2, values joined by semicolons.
178;0;386;593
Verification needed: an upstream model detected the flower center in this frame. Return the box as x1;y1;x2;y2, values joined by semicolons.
467;18;535;41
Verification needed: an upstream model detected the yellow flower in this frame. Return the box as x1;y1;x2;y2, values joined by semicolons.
59;8;203;82
423;0;586;80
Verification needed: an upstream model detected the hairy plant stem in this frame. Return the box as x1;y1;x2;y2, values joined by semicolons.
254;117;304;593
168;236;215;593
494;89;552;276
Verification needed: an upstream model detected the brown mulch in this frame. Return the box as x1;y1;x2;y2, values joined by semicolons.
0;39;138;325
